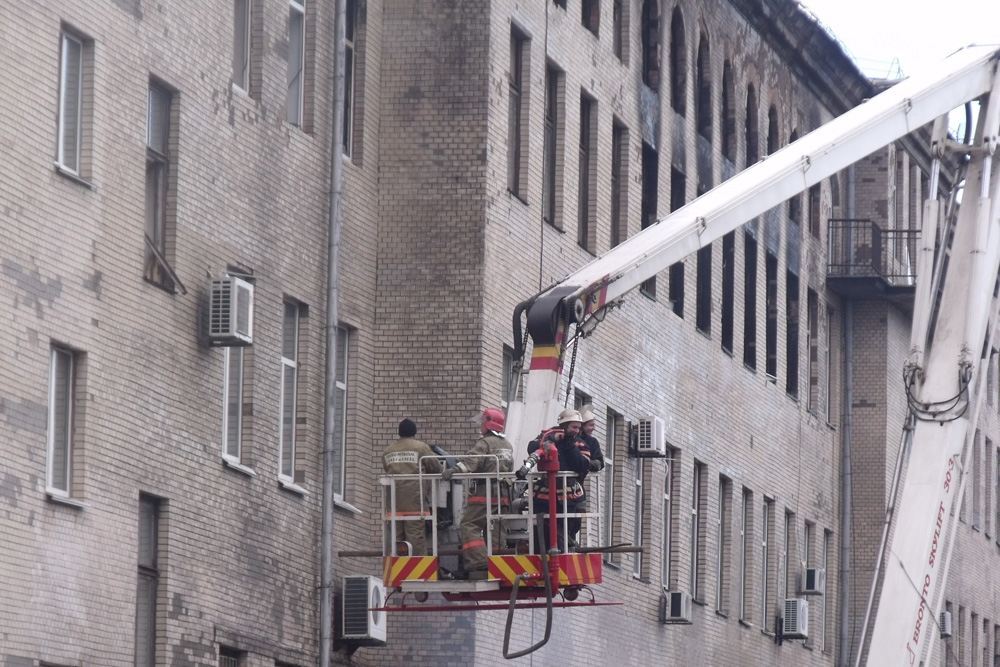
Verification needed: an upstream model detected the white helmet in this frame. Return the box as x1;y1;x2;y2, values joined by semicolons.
557;408;583;425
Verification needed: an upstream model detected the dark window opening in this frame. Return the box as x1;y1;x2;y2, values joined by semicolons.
641;143;660;298
695;35;711;140
808;184;821;238
722;231;735;353
613;0;625;61
743;232;758;369
135;494;162;667
786;271;799;397
578;94;597;252
669;8;686;116
721;62;735;164
745;85;759;167
611;122;627;247
787;131;801;226
807;289;819;412
668;167;686;315
641;0;660;88
696;244;712;334
766;105;779;156
765;252;778;379
507;28;527;195
543;66;562;227
582;0;600;35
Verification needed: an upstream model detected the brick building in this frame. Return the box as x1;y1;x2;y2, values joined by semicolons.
2;1;998;667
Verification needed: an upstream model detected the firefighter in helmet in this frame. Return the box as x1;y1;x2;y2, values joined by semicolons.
442;407;513;579
382;418;442;555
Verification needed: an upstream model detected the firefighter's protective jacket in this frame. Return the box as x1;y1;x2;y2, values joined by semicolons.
456;433;513;505
382;436;442;511
527;429;591;502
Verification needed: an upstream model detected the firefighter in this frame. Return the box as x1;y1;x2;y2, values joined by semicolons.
527;408;591;551
382;418;442;556
442;407;513;579
568;407;606;543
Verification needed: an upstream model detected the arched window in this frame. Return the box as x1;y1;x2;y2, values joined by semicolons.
745;84;758;167
788;129;801;224
721;60;736;164
670;8;686;116
695;34;712;140
767;105;779;156
641;0;661;89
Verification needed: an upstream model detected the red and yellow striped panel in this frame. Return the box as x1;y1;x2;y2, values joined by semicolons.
383;556;439;588
488;555;544;586
552;553;603;585
529;345;561;371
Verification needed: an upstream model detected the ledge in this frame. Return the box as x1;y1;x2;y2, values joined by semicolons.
334;498;363;515
222;456;257;478
46;490;86;509
279;478;309;497
53;162;95;190
738;618;753;629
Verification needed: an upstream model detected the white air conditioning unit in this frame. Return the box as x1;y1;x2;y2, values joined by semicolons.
940;610;953;638
635;416;667;457
799;567;826;596
659;589;692;624
342;575;387;645
783;597;809;640
209;276;254;346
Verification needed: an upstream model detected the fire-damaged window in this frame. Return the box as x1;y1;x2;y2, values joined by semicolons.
721;61;736;167
745;84;759;167
641;0;660;88
786;271;799;398
610;121;628;247
721;231;735;353
641;143;659;298
767;105;779;156
669;7;686;115
668;168;686;316
743;231;758;370
807;289;819;412
696;245;712;334
695;34;712;141
765;252;778;380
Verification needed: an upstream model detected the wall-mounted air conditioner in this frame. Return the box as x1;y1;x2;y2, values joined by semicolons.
799;567;826;596
659;589;692;624
634;416;667;457
783;598;809;640
341;575;387;646
209;276;254;346
940;610;953;638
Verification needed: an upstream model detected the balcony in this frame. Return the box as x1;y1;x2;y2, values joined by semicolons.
827;218;918;309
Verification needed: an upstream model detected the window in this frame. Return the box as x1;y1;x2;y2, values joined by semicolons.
974;430;982;529
343;0;359;155
222;347;245;463
668;168;686;315
973;612;980;667
767;106;779;156
745;85;759;167
57;29;91;177
501;345;516;408
573;389;591;411
612;0;625;62
761;497;774;631
808;184;821;238
279;301;301;483
695;35;711;141
823;529;833;651
662;455;676;586
542;66;563;227
136;494;161;667
47;346;77;498
944;602;955;666
582;0;599;35
232;0;251;90
996;445;1000;546
826;306;836;420
744;231;758;369
633;457;645;578
788;132;802;226
782;511;795;602
807;290;819;412
721;61;736;167
640;143;659;298
640;0;660;88
603;410;622;564
696;245;712;334
578;93;597;253
690;461;705;600
716;476;732;613
721;232;735;353
508;27;529;196
786;271;799;397
669;8;686;115
983;617;991;667
219;647;243;667
145;80;179;292
739;488;753;621
610;121;628;248
958;606;966;664
286;0;306;125
987;438;994;537
765;252;778;380
333;326;349;499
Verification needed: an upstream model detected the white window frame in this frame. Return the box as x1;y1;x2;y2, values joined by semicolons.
601;410;617;564
716;476;728;612
632;457;644;578
661;458;673;587
690;462;703;598
761;497;772;629
279;302;300;482
823;529;832;652
740;488;751;621
286;0;306;125
782;510;792;601
46;346;75;498
57;31;84;174
233;0;252;91
333;325;349;501
221;346;244;464
342;0;357;156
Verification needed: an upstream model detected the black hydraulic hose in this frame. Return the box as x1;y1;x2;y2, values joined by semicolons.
512;299;532;362
503;508;554;660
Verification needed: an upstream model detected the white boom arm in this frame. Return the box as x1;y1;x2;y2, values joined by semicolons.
505;45;1000;665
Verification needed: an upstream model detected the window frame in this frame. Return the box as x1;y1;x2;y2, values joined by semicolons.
279;301;301;483
740;488;752;622
221;346;245;465
602;409;619;565
342;0;358;156
632;457;644;578
232;0;252;91
578;93;597;253
46;346;76;498
135;494;161;667
690;461;704;599
661;456;674;587
507;26;528;196
57;30;85;175
286;0;306;126
761;497;773;630
333;325;350;500
716;475;731;613
144;80;182;293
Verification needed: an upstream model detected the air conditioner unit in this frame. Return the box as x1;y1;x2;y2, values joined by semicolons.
635;417;667;457
940;610;953;638
659;589;692;624
341;575;388;646
799;567;826;596
209;276;254;346
783;598;809;640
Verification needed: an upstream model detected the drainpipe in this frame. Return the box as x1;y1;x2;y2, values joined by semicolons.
321;0;347;665
838;164;856;667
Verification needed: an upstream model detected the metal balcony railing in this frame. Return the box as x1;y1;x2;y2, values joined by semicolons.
827;218;919;287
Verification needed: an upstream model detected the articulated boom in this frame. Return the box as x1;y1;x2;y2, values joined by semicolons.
504;46;1000;664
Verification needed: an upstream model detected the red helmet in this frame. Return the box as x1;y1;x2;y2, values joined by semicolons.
482;407;506;434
